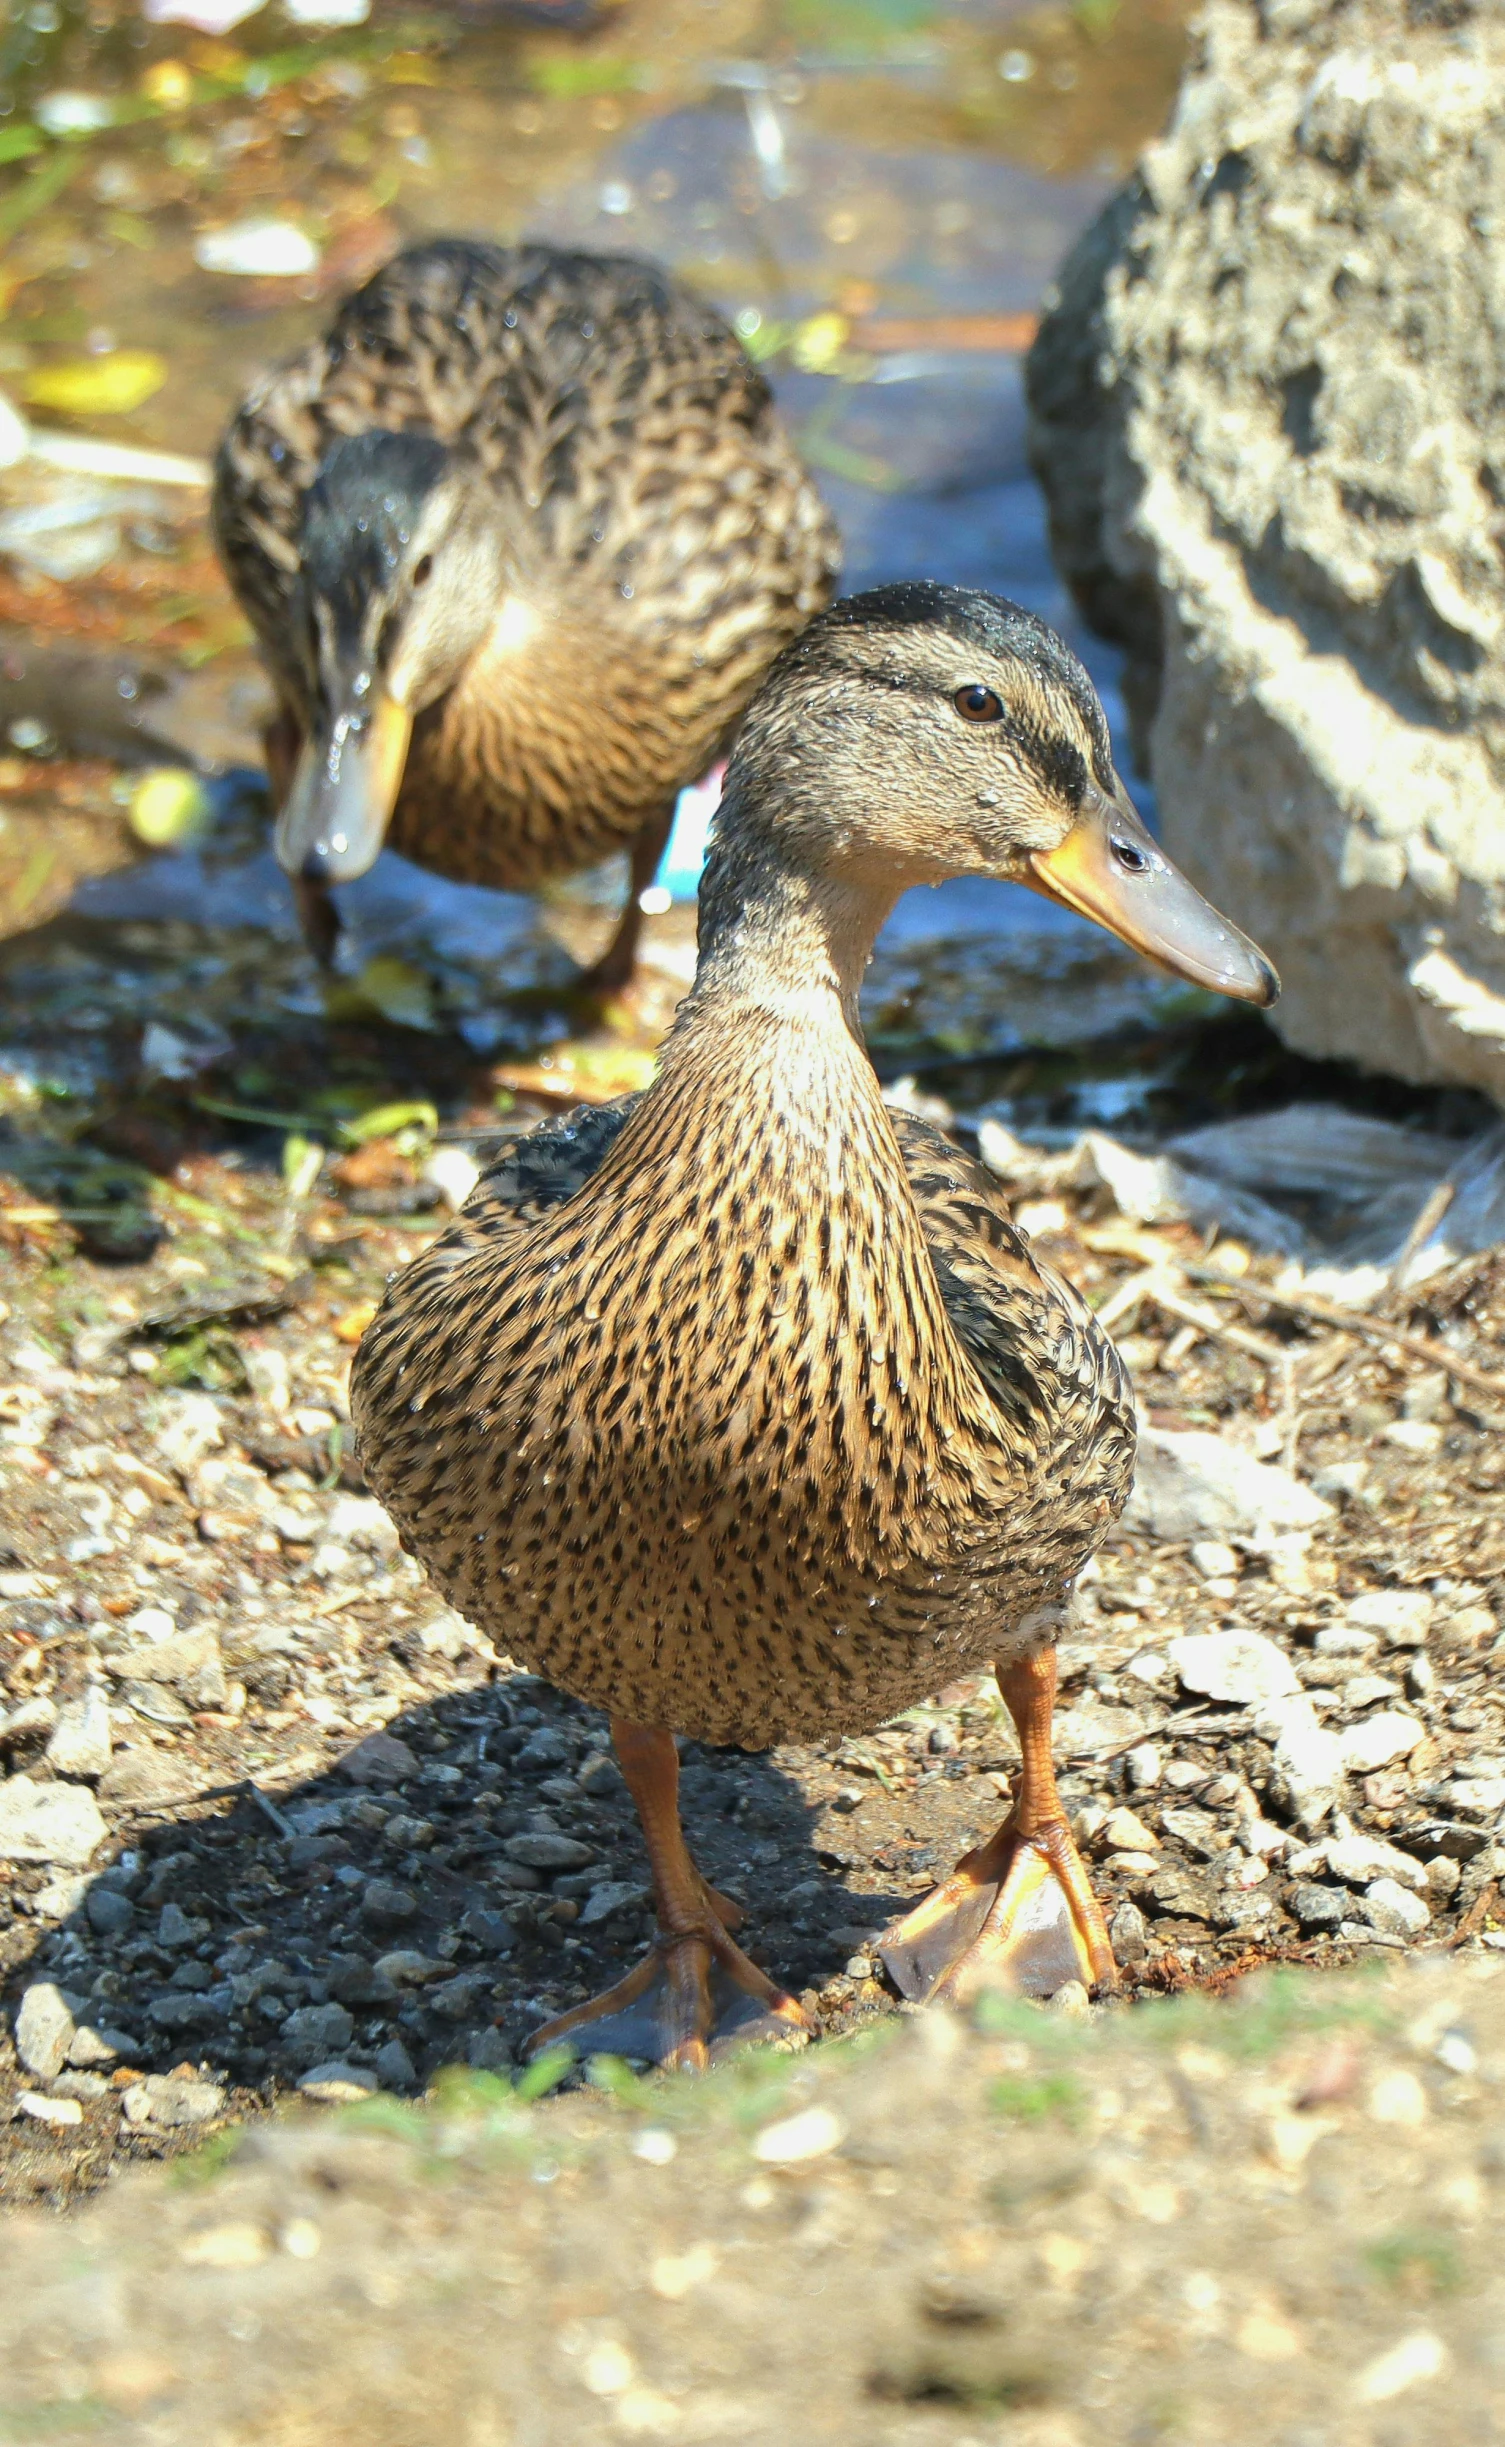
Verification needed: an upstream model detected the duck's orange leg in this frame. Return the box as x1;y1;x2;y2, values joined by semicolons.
527;1720;812;2073
879;1649;1117;2006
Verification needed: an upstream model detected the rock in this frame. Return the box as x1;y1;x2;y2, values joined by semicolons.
753;2106;844;2165
0;1694;57;1747
1124;1431;1331;1544
1347;1591;1434;1650
429;1974;488;2023
459;1908;517;1953
1212;1889;1273;1935
579;1882;650;1927
68;2022;131;2068
326;1494;400;1557
326;1955;398;2007
374;2036;417;2091
297;2062;377;2102
1259;1697;1346;1833
466;2027;513;2072
44;1688;113;1780
279;2004;355;2069
1145;1867;1215;1923
1099;1807;1160;1856
19;2091;83;2129
1188;1540;1241;1583
1028;0;1505;1104
15;1981;80;2080
0;1774;107;1866
373;1950;445;1988
104;1626;225;1707
1340;1713;1426;1775
1124;1743;1162;1791
359;1880;418;1929
1108;1899;1149;1963
31;1874;88;1923
1362;1880;1431;1940
151;1391;224;1474
502;1832;596;1872
157;1901;195;1948
97;1749;196;1805
1289;1883;1346;1933
1168;1631;1301;1708
120;2074;225;2128
1326;1835;1428;1894
341;1732;418;1789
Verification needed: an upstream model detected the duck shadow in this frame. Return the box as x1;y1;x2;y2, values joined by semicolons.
61;1677;924;2098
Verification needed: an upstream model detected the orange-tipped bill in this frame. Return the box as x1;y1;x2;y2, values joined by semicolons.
1022;782;1279;1007
275;684;413;886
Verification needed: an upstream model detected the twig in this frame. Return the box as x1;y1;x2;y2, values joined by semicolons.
1387;1179;1456;1295
1183;1267;1505;1403
1450;1880;1499;1949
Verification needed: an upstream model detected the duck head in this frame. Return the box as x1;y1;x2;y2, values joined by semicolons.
277;429;508;885
716;580;1278;1007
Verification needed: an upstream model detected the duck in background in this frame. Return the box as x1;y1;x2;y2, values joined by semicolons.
213;239;839;990
350;582;1279;2068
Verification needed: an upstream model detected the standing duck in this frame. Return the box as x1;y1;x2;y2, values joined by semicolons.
212;240;839;987
351;583;1278;2067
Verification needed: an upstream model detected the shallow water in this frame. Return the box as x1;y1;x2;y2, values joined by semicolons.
0;0;1197;1080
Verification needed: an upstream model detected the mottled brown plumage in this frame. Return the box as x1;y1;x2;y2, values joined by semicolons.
213;240;839;979
351;583;1277;2059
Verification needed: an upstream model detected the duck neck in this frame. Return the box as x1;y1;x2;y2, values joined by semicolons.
685;809;900;1043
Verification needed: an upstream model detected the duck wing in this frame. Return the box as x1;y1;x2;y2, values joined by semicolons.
888;1108;1135;1489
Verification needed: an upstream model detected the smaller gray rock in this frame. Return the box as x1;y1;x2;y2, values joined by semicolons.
151;1390;224;1474
502;1832;596;1872
326;1954;398;2007
280;2003;355;2068
97;1749;196;1805
147;1993;224;2035
360;1880;418;1928
0;1774;107;1867
67;2022;131;2068
1108;1898;1149;1963
1212;1889;1274;1933
297;2061;377;2101
515;1729;572;1769
467;2027;512;2072
1362;1879;1431;1938
85;1885;135;1940
1326;1834;1429;1893
44;1689;113;1780
373;1950;445;1988
1346;1590;1433;1649
459;1908;516;1953
1289;1882;1346;1932
579;1881;649;1927
1125;1428;1332;1542
15;1981;80;2079
341;1732;418;1789
1340;1713;1425;1775
120;2074;224;2128
31;1873;88;1923
157;1900;195;1948
429;1973;488;2023
374;2036;417;2090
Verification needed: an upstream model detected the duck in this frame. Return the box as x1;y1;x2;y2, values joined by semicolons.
212;239;840;987
349;581;1279;2068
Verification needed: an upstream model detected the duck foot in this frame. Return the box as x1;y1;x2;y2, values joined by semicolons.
525;1718;812;2072
527;1917;810;2073
878;1646;1117;2006
878;1814;1115;2005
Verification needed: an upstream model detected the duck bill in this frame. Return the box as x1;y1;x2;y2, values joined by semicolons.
1022;784;1280;1007
274;686;413;884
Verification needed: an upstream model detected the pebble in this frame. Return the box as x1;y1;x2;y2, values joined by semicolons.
1188;1539;1241;1581
1362;1879;1431;1938
753;2105;845;2164
98;1748;196;1804
1109;1898;1149;1961
68;2022;130;2068
579;1880;649;1926
1100;1805;1160;1854
157;1901;196;1948
0;1773;107;1866
151;1392;223;1473
1258;1697;1347;1831
1339;1712;1425;1774
44;1688;114;1779
1353;2331;1447;2405
342;1732;419;1789
1346;1590;1433;1649
194;217;321;278
1289;1883;1347;1932
19;2090;84;2128
375;2036;418;2090
179;2221;270;2269
85;1883;135;1940
119;2075;225;2128
1169;1630;1300;1707
1125;1427;1332;1541
502;1832;597;1871
375;1950;445;1987
459;1908;517;1953
15;1982;81;2079
279;2003;355;2068
1125;1743;1162;1790
296;2062;377;2102
360;1880;419;1928
466;2027;513;2072
1325;1834;1429;1892
32;1873;89;1923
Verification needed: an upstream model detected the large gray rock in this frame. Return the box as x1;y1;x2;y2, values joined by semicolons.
0;1773;106;1866
1028;0;1505;1100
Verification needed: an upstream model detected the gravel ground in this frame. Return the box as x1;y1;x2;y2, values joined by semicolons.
3;1951;1505;2444
2;1001;1503;2209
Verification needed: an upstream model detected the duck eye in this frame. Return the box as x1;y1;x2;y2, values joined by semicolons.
1110;834;1149;873
954;684;1003;722
412;553;434;589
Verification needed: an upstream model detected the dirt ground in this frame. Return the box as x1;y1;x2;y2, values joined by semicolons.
3;1951;1504;2446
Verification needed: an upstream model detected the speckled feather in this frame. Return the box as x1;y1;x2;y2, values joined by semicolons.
212;240;840;890
352;1030;1133;1749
